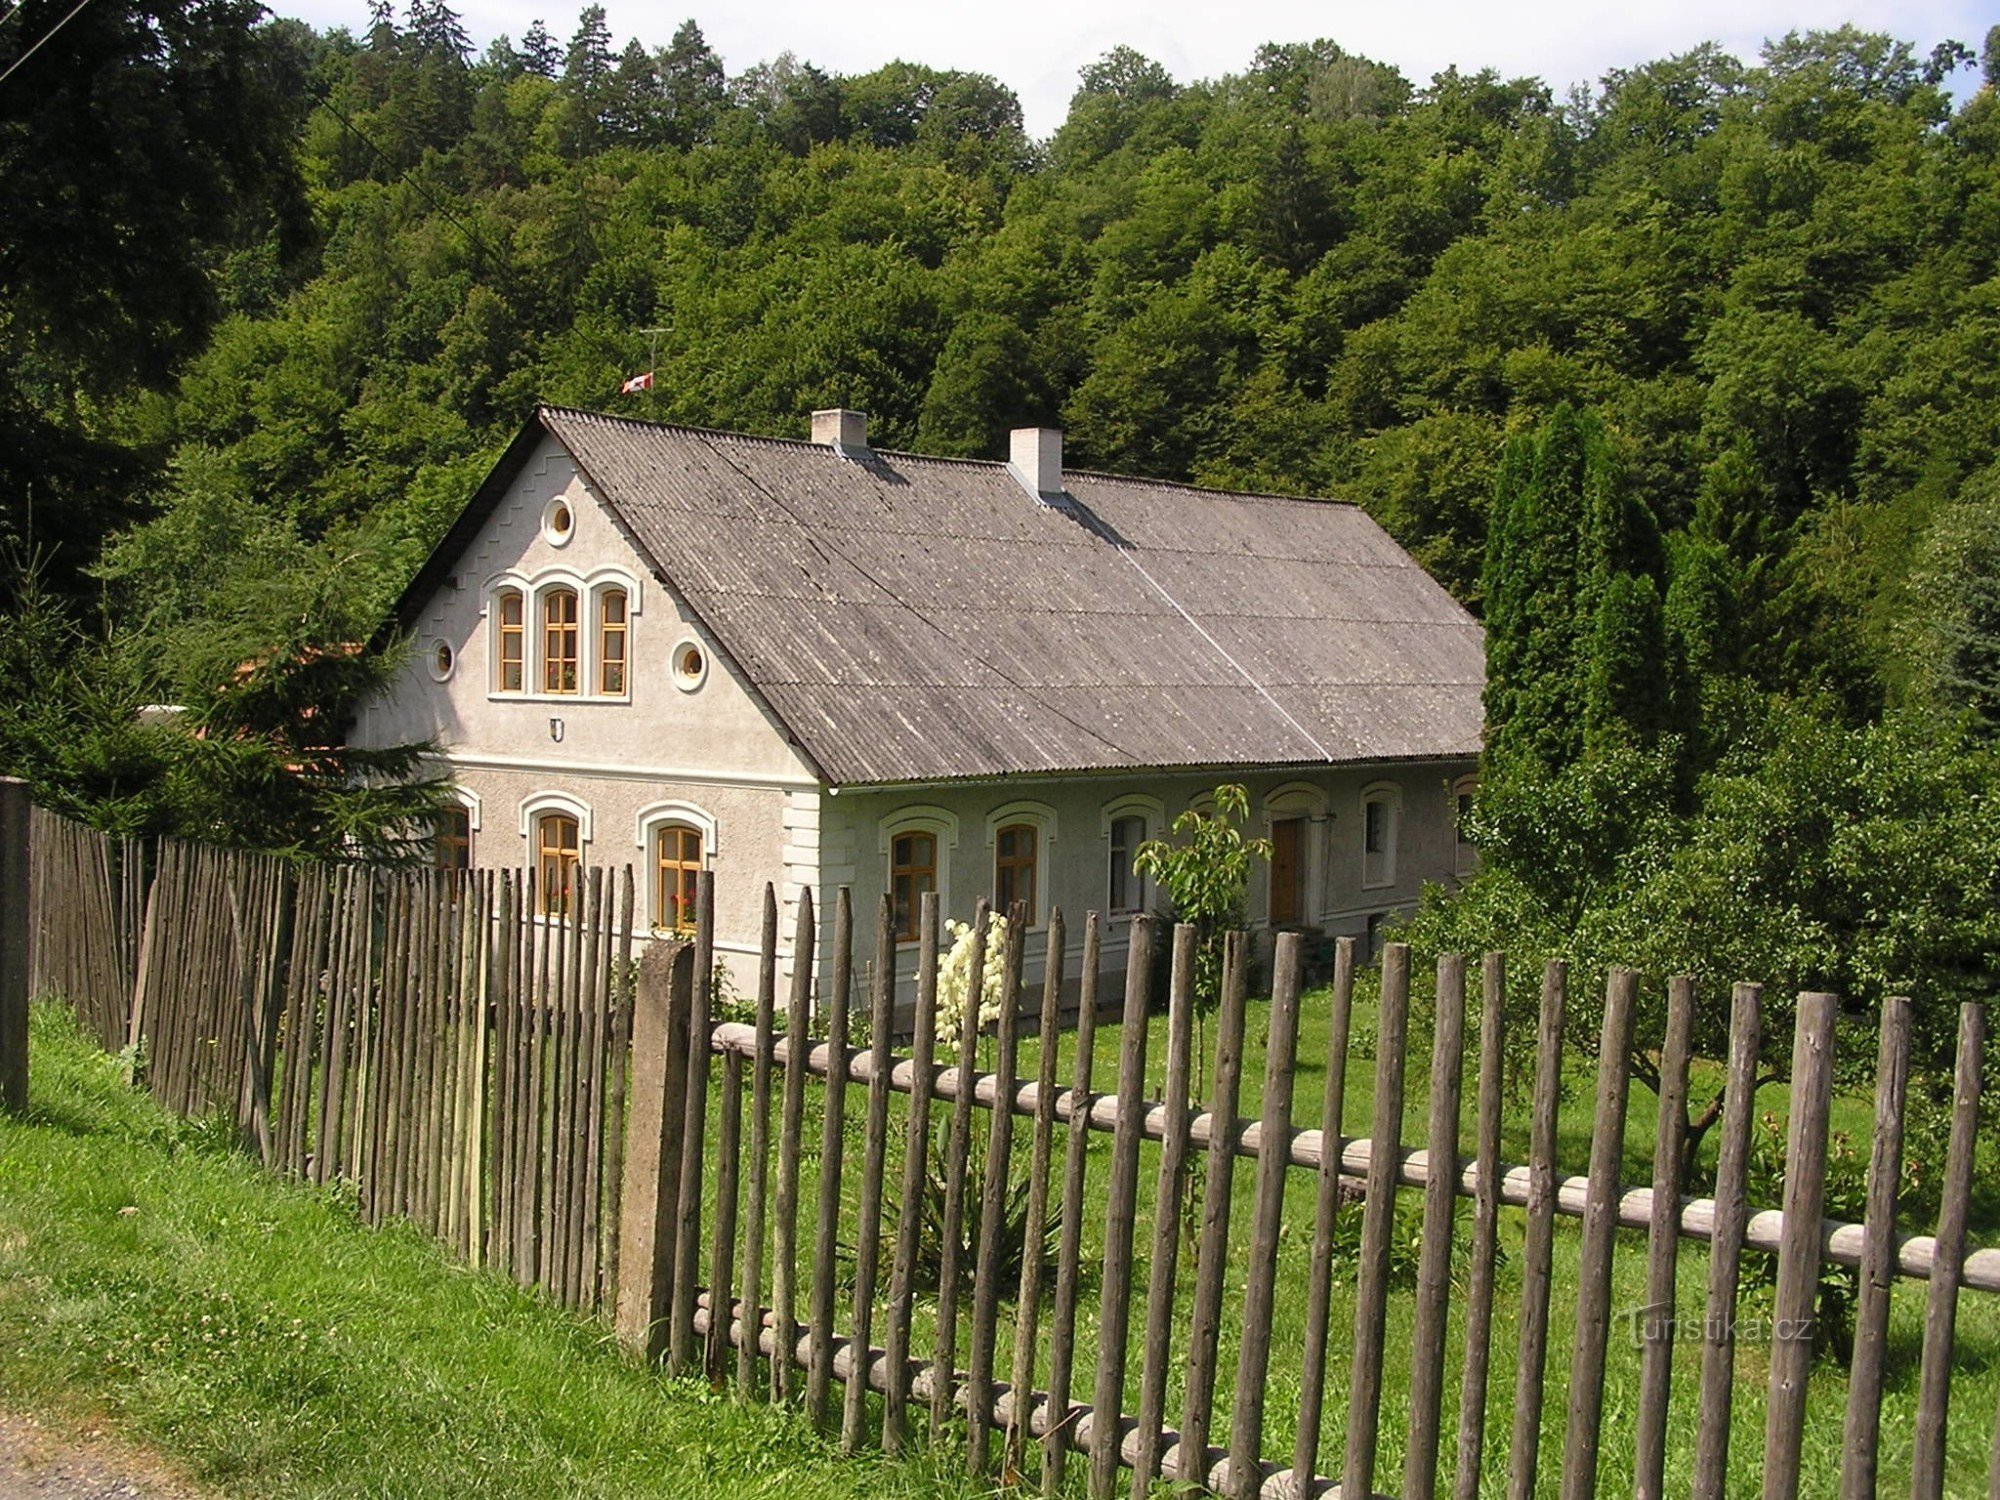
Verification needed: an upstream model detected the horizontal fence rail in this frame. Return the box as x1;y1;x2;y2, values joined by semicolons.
16;803;2000;1498
704;1022;2000;1295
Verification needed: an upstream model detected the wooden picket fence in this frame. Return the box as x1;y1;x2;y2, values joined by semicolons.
16;802;2000;1497
24;805;146;1054
634;885;2000;1500
26;808;637;1312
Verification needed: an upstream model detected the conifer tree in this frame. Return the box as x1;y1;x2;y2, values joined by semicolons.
520;18;559;78
557;4;615;154
1482;402;1670;768
659;20;726;146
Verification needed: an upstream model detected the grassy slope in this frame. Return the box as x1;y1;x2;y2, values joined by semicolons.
0;1005;980;1500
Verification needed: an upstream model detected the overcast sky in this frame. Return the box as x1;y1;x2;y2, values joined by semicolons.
278;0;1993;138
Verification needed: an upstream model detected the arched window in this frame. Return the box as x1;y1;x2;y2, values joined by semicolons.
433;805;472;870
537;812;582;917
542;587;579;694
995;823;1038;925
495;588;525;693
1107;815;1147;913
891;830;936;942
1452;775;1478;879
984;801;1054;928
598;586;628;697
1360;782;1402;890
654;824;703;933
880;807;957;943
1101;795;1163;916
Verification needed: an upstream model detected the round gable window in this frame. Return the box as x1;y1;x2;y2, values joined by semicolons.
429;640;456;681
672;639;707;692
542;497;575;546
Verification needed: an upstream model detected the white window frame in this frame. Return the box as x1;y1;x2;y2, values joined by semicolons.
984;799;1057;929
879;806;959;945
636;801;716;934
1360;780;1402;891
1451;774;1478;880
534;575;585;697
541;494;577;547
518;789;593;846
1264;781;1329;925
590;577;635;702
485;565;640;702
431;789;479;870
523;793;590;919
487;570;530;696
1101;794;1164;917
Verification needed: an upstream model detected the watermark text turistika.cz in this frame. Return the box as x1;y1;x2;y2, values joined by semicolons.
1621;1302;1814;1348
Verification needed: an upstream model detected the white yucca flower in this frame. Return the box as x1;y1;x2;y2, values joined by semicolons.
932;911;1009;1054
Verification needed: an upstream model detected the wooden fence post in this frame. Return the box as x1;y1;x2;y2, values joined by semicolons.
1763;991;1839;1500
669;871;717;1373
614;937;695;1363
1559;965;1639;1500
0;778;29;1116
1841;994;1911;1500
1691;981;1761;1500
1912;1000;1986;1500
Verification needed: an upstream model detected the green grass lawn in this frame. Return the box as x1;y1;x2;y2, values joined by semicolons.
0;1004;984;1500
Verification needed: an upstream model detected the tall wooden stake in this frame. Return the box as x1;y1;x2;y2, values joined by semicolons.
0;778;29;1115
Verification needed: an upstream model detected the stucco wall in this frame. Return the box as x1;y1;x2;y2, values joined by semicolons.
350;432;822;994
817;759;1479;1016
428;765;795;991
351;433;819;787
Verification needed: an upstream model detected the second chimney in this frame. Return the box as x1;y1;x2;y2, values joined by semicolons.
1010;426;1063;499
811;408;869;453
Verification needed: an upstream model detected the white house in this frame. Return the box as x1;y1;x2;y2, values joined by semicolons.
352;405;1484;1003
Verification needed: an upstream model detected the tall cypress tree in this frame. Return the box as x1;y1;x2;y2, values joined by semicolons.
1483;404;1590;771
1480;429;1535;764
1483;402;1668;769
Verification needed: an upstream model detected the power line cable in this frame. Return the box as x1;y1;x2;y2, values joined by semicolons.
305;81;502;271
0;3;26;30
0;0;94;91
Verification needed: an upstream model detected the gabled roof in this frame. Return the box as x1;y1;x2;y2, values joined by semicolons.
399;406;1484;787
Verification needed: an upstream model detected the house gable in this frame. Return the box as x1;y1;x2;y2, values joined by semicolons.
353;430;817;790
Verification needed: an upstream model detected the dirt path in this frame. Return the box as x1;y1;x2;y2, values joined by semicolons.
0;1412;209;1500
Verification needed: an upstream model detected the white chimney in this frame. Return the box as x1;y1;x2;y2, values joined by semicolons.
1009;426;1063;499
811;408;868;454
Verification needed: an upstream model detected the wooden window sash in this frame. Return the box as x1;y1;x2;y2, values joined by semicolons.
654;824;702;933
497;590;524;693
433;807;471;870
1108;814;1145;913
537;813;581;917
599;588;627;697
890;831;936;942
543;588;579;695
994;823;1037;926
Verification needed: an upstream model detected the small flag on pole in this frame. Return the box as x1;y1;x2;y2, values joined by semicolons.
620;371;654;394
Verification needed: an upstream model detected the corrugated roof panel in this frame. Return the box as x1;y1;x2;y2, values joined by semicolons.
526;407;1485;785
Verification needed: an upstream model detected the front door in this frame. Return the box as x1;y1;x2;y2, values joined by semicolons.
1270;816;1304;926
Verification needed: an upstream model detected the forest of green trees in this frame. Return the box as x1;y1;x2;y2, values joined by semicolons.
3;0;1999;1068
